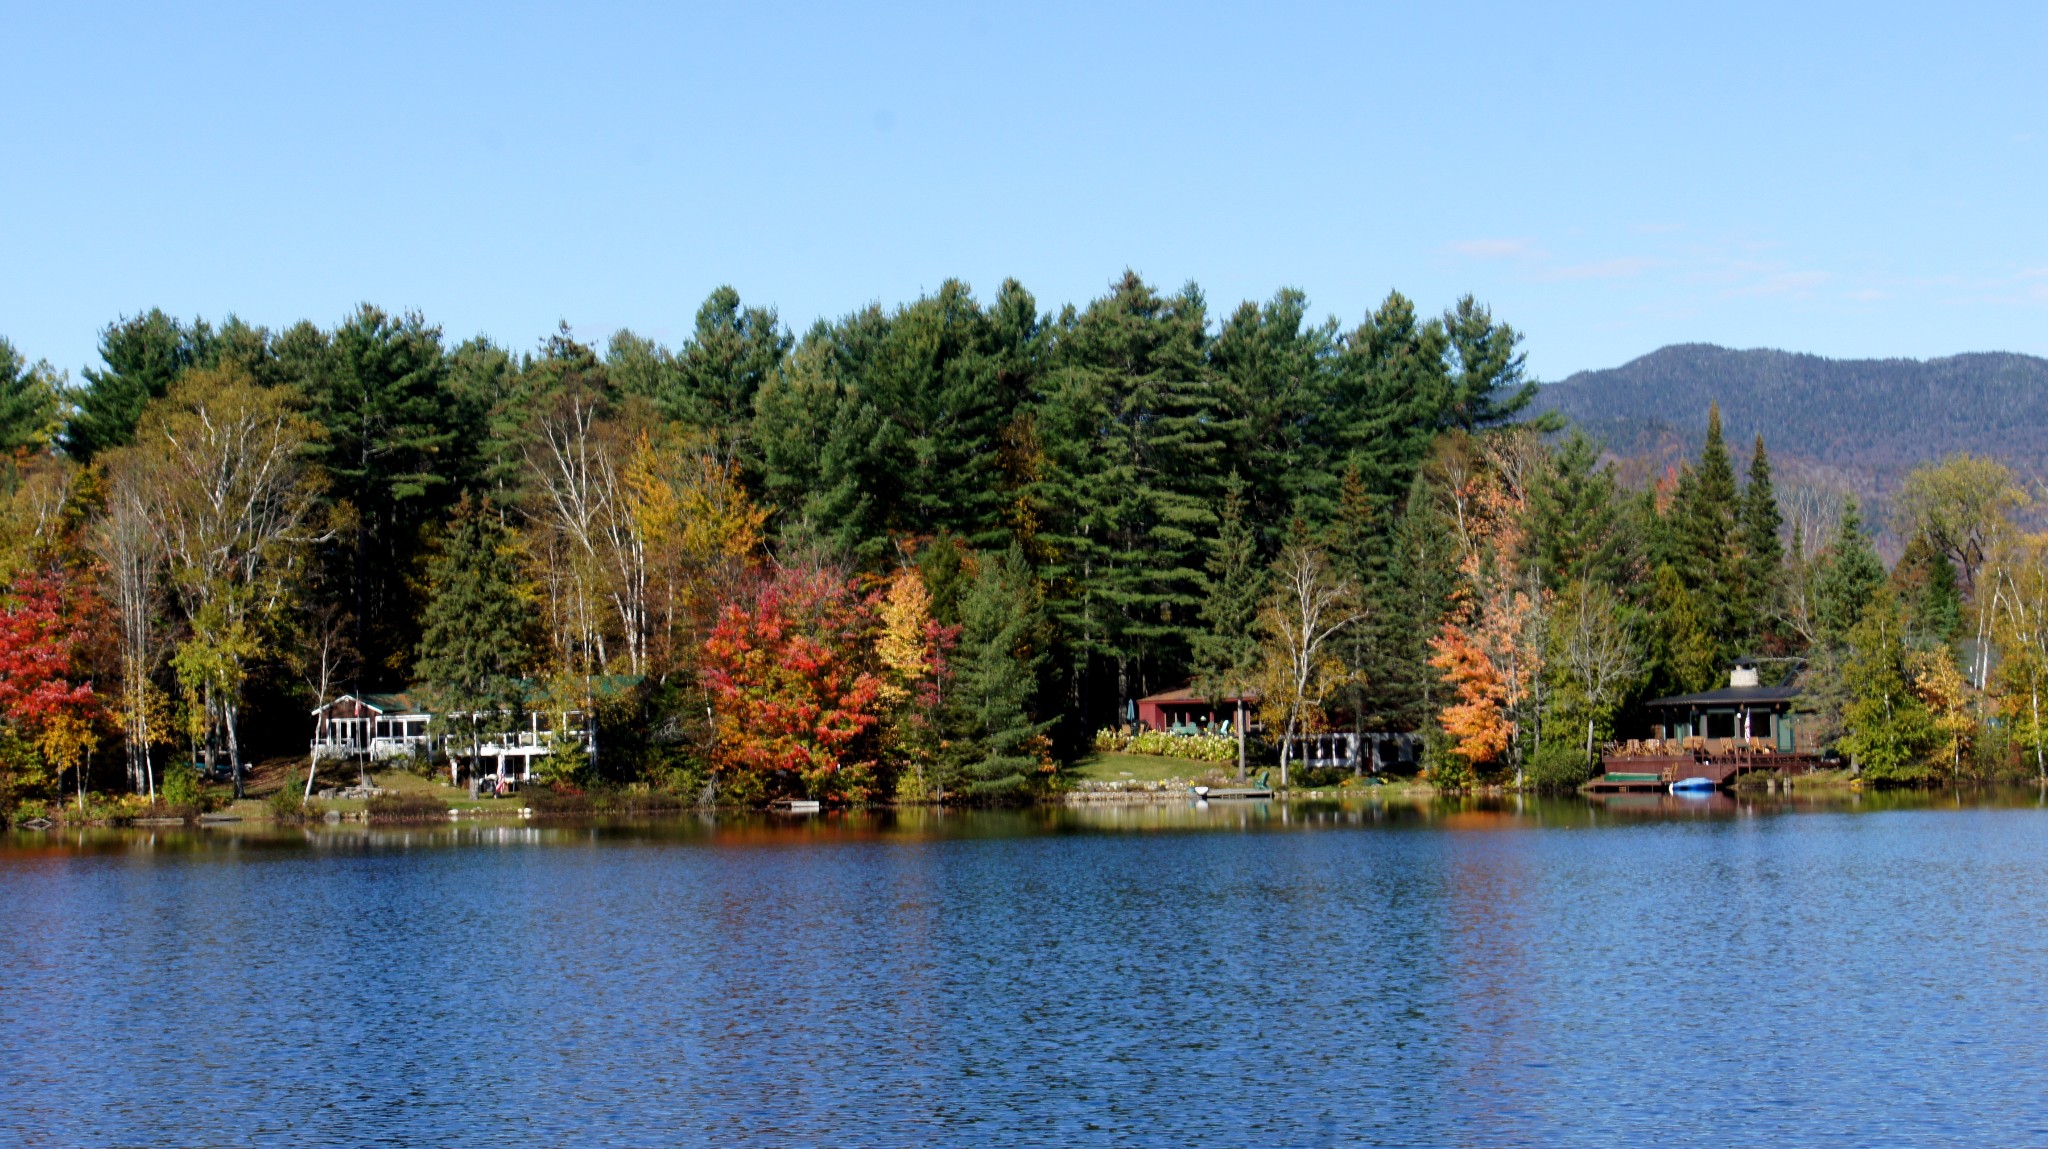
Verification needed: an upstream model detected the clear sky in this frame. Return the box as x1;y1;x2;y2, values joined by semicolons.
5;1;2045;381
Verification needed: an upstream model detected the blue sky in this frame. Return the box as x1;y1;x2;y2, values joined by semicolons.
5;1;2046;381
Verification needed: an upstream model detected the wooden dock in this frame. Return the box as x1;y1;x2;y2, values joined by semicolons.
1588;751;1825;793
1195;787;1275;801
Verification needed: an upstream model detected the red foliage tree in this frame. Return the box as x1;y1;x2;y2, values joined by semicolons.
701;564;884;803
0;568;100;805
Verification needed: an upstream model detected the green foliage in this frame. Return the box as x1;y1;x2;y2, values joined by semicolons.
160;760;202;810
67;310;200;460
1529;431;1628;590
1192;472;1264;702
0;725;51;817
1815;499;1886;643
1525;739;1594;792
1891;532;1963;644
949;545;1054;801
414;498;535;758
293;305;462;677
266;784;313;821
0;339;63;455
1093;728;1239;763
1839;590;1939;785
1740;434;1785;645
1420;723;1473;791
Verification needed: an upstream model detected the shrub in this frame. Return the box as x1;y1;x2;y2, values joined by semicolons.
1125;730;1238;763
1525;740;1594;792
161;761;202;810
1421;726;1473;791
366;792;449;822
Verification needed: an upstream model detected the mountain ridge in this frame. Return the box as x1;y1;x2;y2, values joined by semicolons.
1532;343;2048;525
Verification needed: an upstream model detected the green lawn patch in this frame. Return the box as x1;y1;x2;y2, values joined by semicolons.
1070;752;1232;785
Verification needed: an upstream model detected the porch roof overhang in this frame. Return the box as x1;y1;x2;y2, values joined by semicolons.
1644;685;1801;710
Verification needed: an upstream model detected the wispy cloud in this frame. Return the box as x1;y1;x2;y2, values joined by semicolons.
1544;256;1659;282
1727;269;1830;298
1446;237;1545;260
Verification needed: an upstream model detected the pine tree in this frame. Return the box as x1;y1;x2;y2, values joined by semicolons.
1682;403;1742;648
1528;431;1627;590
65;310;200;461
1032;272;1220;716
295;305;462;681
1740;434;1785;648
1192;473;1265;772
0;340;63;454
1814;498;1886;644
950;545;1053;801
415;498;535;783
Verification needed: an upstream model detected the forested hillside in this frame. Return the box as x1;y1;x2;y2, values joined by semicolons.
2;287;2043;818
1535;345;2048;520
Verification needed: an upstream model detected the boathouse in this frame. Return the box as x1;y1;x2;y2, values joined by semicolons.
1134;686;1259;734
1594;660;1823;789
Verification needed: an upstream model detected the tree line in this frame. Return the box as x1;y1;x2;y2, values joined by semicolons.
0;274;2031;817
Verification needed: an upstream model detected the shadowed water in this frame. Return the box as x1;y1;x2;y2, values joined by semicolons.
3;792;2046;1147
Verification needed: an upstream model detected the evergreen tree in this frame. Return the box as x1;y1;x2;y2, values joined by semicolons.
1740;434;1785;647
1032;272;1220;714
1527;431;1627;590
950;545;1053;801
1209;290;1340;540
0;339;63;454
1192;473;1264;706
916;531;970;629
66;310;200;460
415;497;535;782
1891;532;1963;644
673;286;790;445
1330;291;1450;507
1440;294;1542;431
1814;498;1885;644
291;305;461;681
1681;403;1742;647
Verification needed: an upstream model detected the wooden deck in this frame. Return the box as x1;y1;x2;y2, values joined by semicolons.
1589;750;1824;792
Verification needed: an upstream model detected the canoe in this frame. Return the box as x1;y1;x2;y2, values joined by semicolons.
1668;777;1717;793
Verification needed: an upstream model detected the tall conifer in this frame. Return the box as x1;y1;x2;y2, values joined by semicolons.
416;498;535;784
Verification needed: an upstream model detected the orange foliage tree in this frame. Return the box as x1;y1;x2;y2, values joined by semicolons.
1428;436;1548;780
701;563;884;803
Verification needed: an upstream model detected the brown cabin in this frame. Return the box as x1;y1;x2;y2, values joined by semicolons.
1596;660;1824;789
1134;687;1259;734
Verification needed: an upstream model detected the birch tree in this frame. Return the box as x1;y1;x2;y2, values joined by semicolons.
1255;537;1362;788
1549;579;1644;766
127;365;324;797
90;459;165;795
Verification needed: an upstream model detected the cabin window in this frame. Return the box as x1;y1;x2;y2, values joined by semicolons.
1705;712;1736;739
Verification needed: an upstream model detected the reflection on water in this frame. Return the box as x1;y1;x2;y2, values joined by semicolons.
5;791;2048;1147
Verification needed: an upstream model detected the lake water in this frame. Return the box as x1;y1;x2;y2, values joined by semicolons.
4;792;2047;1147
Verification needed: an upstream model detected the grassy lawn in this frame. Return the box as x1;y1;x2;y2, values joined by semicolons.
204;755;526;818
1069;752;1235;785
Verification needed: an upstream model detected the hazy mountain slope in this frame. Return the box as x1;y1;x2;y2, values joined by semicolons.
1534;344;2048;520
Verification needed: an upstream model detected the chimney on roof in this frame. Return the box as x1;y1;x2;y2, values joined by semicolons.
1729;659;1760;688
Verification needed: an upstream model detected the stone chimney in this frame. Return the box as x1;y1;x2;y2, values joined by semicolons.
1729;660;1760;688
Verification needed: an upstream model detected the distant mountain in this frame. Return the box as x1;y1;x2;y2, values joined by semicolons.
1534;344;2048;527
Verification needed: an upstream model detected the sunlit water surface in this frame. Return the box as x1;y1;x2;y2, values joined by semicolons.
3;792;2046;1147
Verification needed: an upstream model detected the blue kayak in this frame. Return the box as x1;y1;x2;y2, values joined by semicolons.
1669;777;1717;794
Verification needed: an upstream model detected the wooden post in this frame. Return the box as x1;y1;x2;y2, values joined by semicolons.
1235;699;1247;781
